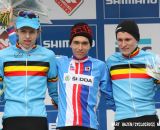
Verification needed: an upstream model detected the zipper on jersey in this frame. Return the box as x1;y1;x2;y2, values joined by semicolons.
128;59;138;117
25;54;28;115
75;62;80;125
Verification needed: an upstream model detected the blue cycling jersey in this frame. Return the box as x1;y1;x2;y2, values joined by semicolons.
0;41;58;118
106;48;158;121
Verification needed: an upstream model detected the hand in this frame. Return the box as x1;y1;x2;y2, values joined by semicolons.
51;99;58;109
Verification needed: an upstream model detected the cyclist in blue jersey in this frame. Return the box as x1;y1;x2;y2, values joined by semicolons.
4;8;115;130
0;9;58;130
106;20;159;130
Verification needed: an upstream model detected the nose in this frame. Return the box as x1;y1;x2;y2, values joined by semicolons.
26;32;30;39
119;40;126;48
78;43;83;50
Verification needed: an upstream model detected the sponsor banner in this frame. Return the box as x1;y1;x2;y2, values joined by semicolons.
43;0;96;20
63;73;94;86
104;0;159;19
40;24;98;58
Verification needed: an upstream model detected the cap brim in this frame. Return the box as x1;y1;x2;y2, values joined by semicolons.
16;17;40;29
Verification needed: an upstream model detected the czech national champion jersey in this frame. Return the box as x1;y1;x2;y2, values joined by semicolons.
56;56;108;129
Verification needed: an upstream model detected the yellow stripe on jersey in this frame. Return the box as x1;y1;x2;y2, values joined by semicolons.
111;68;147;75
4;66;49;72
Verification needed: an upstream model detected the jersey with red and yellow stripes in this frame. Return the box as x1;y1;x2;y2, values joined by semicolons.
0;44;58;118
106;48;157;121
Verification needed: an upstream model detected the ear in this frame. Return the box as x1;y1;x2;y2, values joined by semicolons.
16;29;20;35
37;29;41;37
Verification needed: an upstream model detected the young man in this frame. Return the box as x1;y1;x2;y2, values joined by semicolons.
106;20;159;130
0;11;58;130
55;23;112;130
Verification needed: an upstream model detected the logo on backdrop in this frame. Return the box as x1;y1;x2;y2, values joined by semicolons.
104;0;159;19
55;0;84;15
105;0;158;4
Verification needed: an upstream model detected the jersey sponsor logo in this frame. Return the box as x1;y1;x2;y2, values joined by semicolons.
55;0;84;15
85;66;91;71
63;73;94;86
69;63;75;71
105;0;158;4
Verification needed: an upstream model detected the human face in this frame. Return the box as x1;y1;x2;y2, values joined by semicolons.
70;36;91;59
117;32;138;56
16;27;40;50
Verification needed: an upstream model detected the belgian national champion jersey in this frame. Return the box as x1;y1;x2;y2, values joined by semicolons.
106;48;158;121
0;44;58;118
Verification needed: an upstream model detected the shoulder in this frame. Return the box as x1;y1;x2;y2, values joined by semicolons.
139;50;156;58
0;46;13;56
89;57;106;66
37;45;55;57
106;52;121;62
56;55;69;63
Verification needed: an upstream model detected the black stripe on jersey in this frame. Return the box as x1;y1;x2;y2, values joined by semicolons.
4;61;49;67
110;64;146;71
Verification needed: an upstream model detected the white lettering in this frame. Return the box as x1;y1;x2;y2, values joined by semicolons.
43;40;95;48
63;73;94;86
106;0;157;4
43;40;70;48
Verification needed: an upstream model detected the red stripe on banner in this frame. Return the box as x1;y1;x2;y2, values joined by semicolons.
5;71;47;76
111;73;151;80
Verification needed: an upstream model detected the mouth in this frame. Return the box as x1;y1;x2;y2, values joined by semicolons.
24;40;31;44
77;52;84;55
121;48;129;51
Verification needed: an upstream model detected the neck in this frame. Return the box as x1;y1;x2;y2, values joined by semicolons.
16;42;37;51
73;55;88;60
19;44;32;51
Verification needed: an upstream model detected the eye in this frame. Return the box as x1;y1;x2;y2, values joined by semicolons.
117;39;123;42
125;38;131;42
81;41;89;45
20;29;26;33
72;41;80;45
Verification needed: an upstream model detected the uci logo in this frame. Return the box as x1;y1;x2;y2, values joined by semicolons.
55;0;84;15
14;52;23;58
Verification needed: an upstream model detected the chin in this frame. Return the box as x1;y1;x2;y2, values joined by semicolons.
75;55;83;59
122;52;130;56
